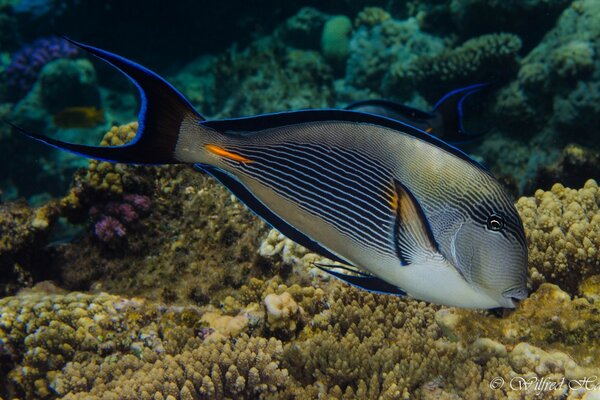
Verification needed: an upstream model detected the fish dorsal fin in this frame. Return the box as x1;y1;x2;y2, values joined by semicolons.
314;263;406;296
392;180;442;265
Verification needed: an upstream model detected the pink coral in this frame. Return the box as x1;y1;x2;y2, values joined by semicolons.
123;194;151;213
94;216;126;242
89;194;151;243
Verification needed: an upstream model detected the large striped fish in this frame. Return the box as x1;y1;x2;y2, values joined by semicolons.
12;40;529;309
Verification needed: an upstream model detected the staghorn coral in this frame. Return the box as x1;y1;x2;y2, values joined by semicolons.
54;334;289;400
2;270;600;399
516;179;600;292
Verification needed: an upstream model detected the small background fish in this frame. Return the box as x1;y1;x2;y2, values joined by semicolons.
53;106;105;128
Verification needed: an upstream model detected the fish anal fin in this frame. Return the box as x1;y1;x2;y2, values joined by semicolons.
315;263;406;296
393;180;442;265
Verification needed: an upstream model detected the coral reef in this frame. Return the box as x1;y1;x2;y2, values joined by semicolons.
212;36;334;117
344;15;444;99
277;7;328;50
0;200;59;296
448;0;571;48
516;179;599;293
0;286;288;399
492;0;600;144
321;15;353;68
389;32;522;99
3;271;599;399
528;144;600;193
4;36;83;102
2;2;600;399
436;281;600;373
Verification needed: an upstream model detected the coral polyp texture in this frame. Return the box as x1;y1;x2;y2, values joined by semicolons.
2;267;599;399
516;179;600;293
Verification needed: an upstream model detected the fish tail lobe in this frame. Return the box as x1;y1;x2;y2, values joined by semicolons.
10;38;206;164
432;83;488;142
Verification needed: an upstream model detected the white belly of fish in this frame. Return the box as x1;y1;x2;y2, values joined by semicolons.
384;259;503;309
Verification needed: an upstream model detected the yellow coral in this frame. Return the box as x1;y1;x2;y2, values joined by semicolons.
354;7;391;27
264;292;303;334
516;179;600;292
86;122;138;195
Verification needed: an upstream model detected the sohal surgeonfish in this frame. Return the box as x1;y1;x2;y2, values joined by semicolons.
11;40;529;309
345;84;487;144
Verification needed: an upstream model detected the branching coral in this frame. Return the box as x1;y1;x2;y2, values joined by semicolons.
389;33;522;98
0;286;289;399
516;179;600;292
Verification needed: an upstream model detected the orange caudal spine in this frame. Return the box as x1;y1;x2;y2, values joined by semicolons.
204;144;254;163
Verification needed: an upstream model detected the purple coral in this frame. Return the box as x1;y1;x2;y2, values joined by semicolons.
94;216;127;242
123;194;151;213
91;194;151;243
5;36;83;101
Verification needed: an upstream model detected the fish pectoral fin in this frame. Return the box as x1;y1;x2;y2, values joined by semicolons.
314;263;406;296
392;180;443;266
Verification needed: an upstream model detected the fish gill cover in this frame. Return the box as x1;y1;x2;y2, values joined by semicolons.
0;0;599;399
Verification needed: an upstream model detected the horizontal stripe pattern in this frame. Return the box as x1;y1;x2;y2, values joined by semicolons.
225;141;397;256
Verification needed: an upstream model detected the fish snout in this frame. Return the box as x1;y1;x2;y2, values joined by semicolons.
501;286;529;308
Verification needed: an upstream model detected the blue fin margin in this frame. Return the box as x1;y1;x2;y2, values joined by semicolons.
314;263;406;296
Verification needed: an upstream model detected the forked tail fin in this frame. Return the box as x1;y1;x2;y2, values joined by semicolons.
9;38;204;164
432;82;488;143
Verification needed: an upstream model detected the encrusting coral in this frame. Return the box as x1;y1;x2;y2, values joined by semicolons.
516;179;599;293
0;200;60;296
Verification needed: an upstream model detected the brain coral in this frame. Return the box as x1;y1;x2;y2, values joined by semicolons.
516;179;599;293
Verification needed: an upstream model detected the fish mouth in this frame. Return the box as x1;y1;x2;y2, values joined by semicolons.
501;286;529;308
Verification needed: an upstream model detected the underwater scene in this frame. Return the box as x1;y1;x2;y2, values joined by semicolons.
0;0;599;399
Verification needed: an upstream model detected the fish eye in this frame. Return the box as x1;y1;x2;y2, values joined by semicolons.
486;214;505;231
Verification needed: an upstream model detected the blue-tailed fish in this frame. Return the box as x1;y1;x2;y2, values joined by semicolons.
11;40;528;309
346;83;488;144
